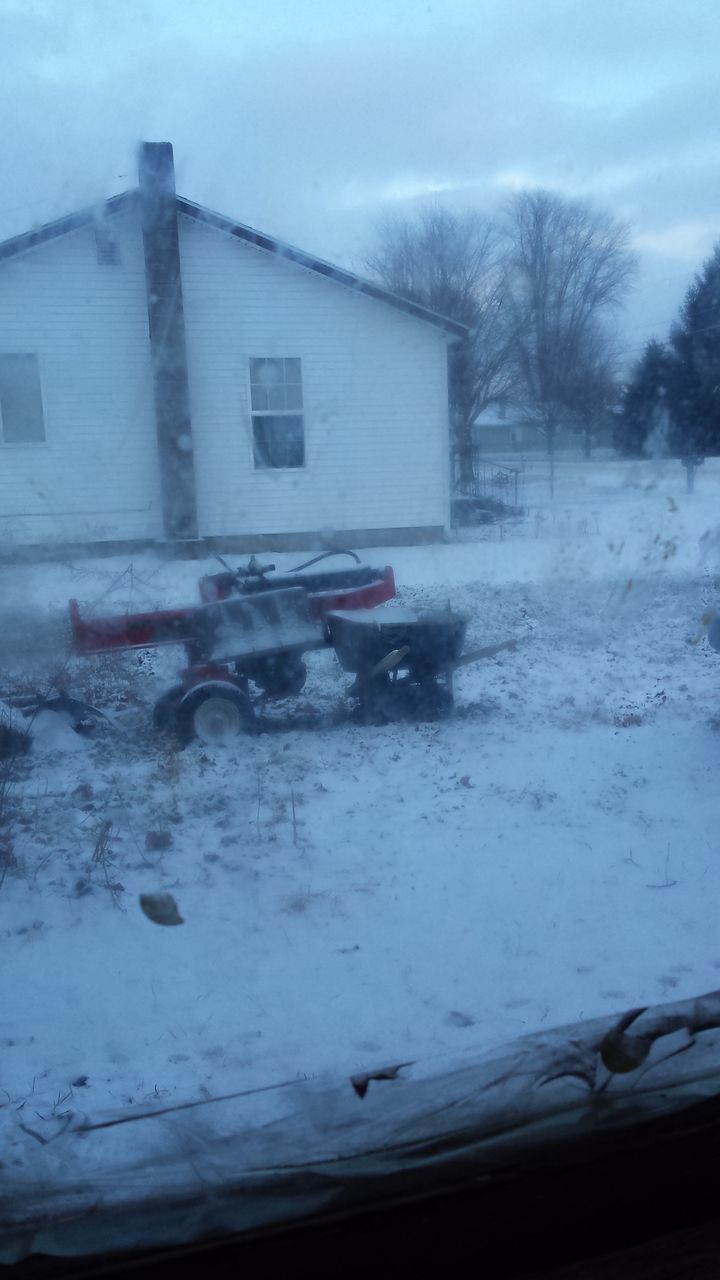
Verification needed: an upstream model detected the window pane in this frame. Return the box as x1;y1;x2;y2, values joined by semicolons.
267;384;287;411
253;415;304;468
250;384;269;411
250;357;303;411
250;358;283;389
0;354;45;443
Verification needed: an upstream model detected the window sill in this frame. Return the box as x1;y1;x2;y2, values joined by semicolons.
1;440;48;448
252;465;307;474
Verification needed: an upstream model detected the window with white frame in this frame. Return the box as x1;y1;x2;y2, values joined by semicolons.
0;354;46;443
249;357;304;468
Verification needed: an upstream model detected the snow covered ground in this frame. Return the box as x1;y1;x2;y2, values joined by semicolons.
1;456;720;1142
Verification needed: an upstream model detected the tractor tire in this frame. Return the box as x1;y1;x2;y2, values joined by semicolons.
152;685;185;733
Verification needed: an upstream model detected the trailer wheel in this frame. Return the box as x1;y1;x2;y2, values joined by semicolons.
176;683;255;745
410;678;454;720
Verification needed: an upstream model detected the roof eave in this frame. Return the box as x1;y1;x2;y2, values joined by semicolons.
0;189;469;339
0;192;133;263
175;197;469;339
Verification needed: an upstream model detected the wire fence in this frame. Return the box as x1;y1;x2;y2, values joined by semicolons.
452;451;524;521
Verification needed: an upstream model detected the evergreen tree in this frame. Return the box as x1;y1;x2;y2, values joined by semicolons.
668;244;720;455
616;339;672;457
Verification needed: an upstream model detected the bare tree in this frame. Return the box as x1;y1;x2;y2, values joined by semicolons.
565;324;621;458
365;207;515;487
505;190;635;490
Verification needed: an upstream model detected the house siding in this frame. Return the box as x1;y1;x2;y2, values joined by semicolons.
0;206;452;549
177;216;451;539
0;214;162;546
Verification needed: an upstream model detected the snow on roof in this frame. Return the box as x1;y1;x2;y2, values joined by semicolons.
0;190;468;340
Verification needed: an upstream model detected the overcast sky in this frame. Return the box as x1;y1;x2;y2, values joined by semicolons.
3;0;719;364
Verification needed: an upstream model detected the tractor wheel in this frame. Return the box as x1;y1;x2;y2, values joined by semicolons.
152;685;185;733
175;683;255;745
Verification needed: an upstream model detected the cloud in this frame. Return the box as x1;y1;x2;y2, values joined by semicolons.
2;0;720;347
633;221;720;263
492;171;541;194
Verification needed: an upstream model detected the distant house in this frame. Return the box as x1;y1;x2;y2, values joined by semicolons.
472;399;544;453
0;143;465;554
472;398;584;455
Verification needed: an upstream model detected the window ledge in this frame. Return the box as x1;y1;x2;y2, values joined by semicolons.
253;466;307;474
1;440;48;448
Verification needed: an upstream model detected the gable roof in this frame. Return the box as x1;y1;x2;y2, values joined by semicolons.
0;193;131;264
0;190;468;340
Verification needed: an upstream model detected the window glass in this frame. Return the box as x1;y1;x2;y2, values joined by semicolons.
253;413;305;467
3;3;720;1263
0;354;45;443
250;357;305;467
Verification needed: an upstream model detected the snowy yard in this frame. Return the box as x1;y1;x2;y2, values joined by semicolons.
2;456;720;1141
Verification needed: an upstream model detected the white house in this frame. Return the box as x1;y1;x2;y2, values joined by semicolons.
472;398;612;456
472;400;545;454
0;143;465;554
472;399;582;454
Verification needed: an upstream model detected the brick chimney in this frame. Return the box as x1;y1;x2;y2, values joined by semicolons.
138;142;198;541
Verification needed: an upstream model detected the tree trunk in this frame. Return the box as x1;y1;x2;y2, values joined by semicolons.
455;417;476;490
547;422;556;497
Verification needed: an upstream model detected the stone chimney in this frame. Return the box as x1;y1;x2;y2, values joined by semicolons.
138;142;198;541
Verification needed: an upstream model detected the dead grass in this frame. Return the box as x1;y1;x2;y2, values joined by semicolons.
90;818;125;908
281;890;330;915
613;711;646;728
145;829;173;852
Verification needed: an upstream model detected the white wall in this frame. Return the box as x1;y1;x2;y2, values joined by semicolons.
178;216;451;538
0;214;162;545
0;208;451;548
